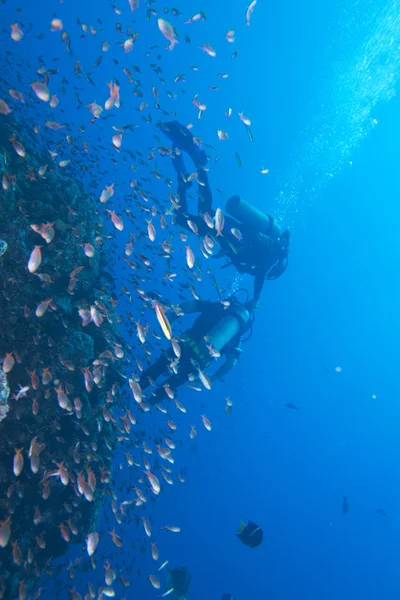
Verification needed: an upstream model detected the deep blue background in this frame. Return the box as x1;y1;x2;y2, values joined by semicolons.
2;0;400;598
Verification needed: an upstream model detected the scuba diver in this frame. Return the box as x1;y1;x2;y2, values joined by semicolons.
165;566;191;600
140;293;253;404
158;121;290;308
235;520;264;548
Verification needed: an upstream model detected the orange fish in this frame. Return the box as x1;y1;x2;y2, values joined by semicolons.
31;82;50;102
129;378;142;404
157;18;179;50
153;301;172;340
31;223;55;244
106;210;123;231
239;112;251;126
201;414;212;431
142;516;152;537
55;386;72;411
59;523;70;543
27;370;40;390
246;0;257;25
112;133;123;148
149;574;160;589
217;130;229;141
36;298;52;318
147;220;156;241
28;246;42;273
49;95;59;108
41;368;52;385
13;448;24;476
151;541;159;560
160;524;181;532
8;89;24;103
0;517;11;548
109;528;123;547
0;99;12;115
12;541;23;564
3;353;14;373
105;81;120;110
45;120;64;130
10;137;25;157
145;469;160;495
10;23;23;41
50;18;63;31
100;184;114;203
83;243;95;258
185;245;195;269
88;102;103;118
200;44;216;57
86;532;99;556
214;208;225;235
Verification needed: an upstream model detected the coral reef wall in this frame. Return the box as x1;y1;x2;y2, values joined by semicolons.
0;116;125;599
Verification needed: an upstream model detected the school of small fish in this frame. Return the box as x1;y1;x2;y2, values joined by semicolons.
0;2;263;599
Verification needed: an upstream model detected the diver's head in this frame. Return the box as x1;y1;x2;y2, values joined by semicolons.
226;288;249;307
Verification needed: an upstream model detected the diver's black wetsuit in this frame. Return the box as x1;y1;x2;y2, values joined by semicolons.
175;180;288;304
140;300;249;404
160;121;288;305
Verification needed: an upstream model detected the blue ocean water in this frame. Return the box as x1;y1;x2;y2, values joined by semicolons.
1;0;400;599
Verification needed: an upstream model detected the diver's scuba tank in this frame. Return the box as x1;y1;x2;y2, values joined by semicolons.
204;302;250;352
226;194;282;240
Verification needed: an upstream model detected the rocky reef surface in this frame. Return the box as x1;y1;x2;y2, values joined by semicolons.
0;116;126;599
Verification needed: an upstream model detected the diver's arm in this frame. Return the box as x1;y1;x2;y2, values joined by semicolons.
167;300;197;325
211;354;237;383
211;341;241;382
139;352;170;390
169;299;213;325
252;269;266;308
179;300;212;315
175;212;209;236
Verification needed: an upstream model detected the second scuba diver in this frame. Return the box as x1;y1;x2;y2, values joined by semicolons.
158;120;290;308
140;294;253;404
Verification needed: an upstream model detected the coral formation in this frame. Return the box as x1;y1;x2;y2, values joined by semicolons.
0;117;125;598
0;240;7;258
0;369;9;423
